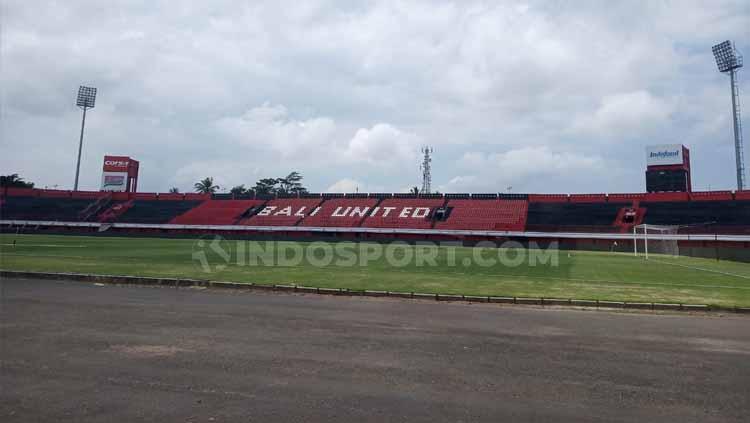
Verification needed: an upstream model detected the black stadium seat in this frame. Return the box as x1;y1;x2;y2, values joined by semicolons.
526;202;629;230
116;200;202;224
641;200;750;226
0;196;94;221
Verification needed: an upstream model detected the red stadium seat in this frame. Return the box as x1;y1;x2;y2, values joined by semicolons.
360;198;445;229
184;193;211;201
240;198;323;226
608;193;646;202
71;190;105;199
170;199;264;225
643;192;689;202
569;194;606;203
158;193;185;201
3;187;39;197
690;191;733;201
434;199;528;231
299;198;379;227
528;194;568;203
39;189;72;198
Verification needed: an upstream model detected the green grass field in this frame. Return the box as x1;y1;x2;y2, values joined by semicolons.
2;234;750;307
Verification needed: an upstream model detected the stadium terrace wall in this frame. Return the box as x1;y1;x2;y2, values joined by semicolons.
3;188;750;261
3;220;750;262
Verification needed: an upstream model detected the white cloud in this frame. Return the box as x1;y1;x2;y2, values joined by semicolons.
171;160;263;193
1;1;748;193
216;103;339;161
442;146;606;193
216;104;420;168
343;123;421;166
570;91;674;138
326;178;365;193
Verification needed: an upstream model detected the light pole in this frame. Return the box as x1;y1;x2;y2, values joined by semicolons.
74;85;97;191
712;40;745;190
420;147;433;194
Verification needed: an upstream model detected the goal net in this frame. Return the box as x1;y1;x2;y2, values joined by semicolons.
633;224;680;259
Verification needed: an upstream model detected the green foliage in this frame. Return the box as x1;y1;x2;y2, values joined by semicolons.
230;185;249;196
194;177;219;194
252;172;308;195
253;178;279;195
0;174;34;188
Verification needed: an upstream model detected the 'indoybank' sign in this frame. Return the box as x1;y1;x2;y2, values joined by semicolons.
646;144;683;166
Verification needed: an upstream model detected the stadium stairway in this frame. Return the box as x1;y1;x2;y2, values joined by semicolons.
611;201;646;233
78;193;113;221
98;200;135;223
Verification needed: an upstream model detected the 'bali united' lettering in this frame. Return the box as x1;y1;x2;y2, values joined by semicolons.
256;206;432;219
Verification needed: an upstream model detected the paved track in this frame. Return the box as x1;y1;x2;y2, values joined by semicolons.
1;277;749;422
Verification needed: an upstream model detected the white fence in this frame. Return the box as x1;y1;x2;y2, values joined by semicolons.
2;220;750;242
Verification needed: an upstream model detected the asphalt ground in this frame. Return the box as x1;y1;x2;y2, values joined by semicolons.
1;277;749;422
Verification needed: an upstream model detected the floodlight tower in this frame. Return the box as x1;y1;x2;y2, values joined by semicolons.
712;40;745;190
420;146;433;194
74;85;97;191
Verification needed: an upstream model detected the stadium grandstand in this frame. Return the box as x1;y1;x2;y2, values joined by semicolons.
3;186;750;260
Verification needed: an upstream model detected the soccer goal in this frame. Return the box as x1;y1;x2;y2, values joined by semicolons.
633;224;680;259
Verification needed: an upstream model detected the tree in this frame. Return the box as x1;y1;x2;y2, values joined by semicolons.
168;187;180;193
194;177;219;194
250;172;308;195
279;171;307;195
230;184;249;196
253;178;278;195
410;186;419;195
0;174;34;188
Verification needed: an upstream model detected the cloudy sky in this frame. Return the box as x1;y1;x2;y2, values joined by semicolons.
1;0;748;194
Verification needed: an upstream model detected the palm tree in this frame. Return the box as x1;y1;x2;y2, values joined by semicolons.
410;186;419;195
0;174;34;188
253;178;278;195
168;187;180;193
194;177;219;194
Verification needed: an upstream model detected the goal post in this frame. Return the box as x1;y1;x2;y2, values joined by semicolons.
633;224;680;259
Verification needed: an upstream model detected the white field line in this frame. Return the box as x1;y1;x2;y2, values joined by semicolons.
0;244;87;248
646;257;750;280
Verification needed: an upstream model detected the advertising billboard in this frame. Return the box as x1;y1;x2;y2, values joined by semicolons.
101;172;128;191
103;156;131;172
646;144;684;166
100;155;139;192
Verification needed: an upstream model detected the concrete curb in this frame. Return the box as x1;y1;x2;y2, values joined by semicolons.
1;270;745;314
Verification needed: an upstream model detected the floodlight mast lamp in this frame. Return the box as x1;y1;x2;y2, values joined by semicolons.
74;85;97;191
712;40;746;190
